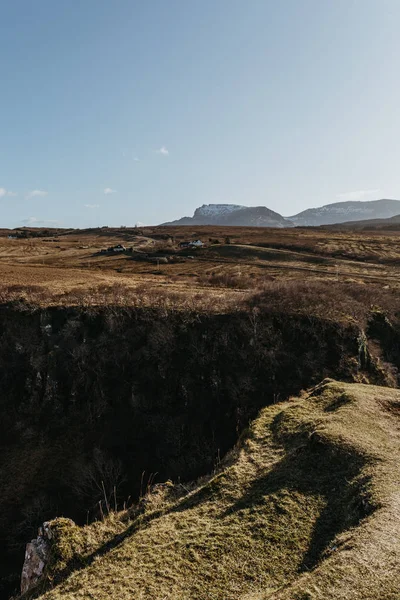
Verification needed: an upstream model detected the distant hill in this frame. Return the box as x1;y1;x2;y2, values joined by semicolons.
321;212;400;230
289;199;400;226
163;204;293;227
163;200;400;228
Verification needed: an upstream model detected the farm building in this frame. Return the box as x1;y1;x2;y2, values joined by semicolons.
107;244;126;253
179;240;204;248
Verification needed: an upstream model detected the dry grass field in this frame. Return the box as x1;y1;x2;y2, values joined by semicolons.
1;225;400;311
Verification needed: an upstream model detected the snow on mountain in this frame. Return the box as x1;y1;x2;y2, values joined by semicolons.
162;204;292;227
194;204;245;217
162;199;400;228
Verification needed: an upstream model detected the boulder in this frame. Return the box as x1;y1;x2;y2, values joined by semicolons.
20;519;74;594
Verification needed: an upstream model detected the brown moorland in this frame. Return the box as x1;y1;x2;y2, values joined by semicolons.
1;225;400;310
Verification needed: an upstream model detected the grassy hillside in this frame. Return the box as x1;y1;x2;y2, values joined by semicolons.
29;380;400;600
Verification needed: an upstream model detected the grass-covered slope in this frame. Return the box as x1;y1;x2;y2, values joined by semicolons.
35;380;400;600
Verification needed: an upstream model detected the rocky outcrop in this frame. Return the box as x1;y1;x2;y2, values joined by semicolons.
21;524;50;594
20;520;74;594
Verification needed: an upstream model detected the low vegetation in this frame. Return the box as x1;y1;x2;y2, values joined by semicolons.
24;380;400;600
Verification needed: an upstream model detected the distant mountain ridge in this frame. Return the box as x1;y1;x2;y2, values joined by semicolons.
162;199;400;228
163;204;292;227
289;199;400;226
322;212;400;230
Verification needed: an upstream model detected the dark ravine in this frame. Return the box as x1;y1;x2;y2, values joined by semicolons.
0;303;395;598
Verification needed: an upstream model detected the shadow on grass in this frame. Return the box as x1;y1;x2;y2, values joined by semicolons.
22;414;374;599
220;414;373;571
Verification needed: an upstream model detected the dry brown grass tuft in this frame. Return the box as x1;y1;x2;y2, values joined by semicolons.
248;279;400;325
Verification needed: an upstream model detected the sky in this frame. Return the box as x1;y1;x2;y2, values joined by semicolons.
1;0;400;228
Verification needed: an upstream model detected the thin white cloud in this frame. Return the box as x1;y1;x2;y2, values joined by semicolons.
156;146;169;156
0;188;17;198
85;204;99;209
26;189;48;199
103;187;117;195
22;216;61;225
336;189;381;201
133;157;140;162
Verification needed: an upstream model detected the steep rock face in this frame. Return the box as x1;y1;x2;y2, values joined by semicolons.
163;204;293;227
21;522;56;595
20;518;78;595
289;199;400;226
0;304;393;597
21;537;49;595
194;204;244;217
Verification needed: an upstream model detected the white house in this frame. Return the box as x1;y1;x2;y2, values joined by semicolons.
106;244;126;253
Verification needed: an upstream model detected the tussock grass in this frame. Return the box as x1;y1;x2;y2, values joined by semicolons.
31;380;400;600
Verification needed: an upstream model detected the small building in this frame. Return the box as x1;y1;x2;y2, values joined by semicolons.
107;244;126;253
179;240;204;249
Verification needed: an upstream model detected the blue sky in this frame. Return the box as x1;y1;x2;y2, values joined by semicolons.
1;0;400;227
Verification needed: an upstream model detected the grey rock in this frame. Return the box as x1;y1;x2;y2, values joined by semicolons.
21;529;50;594
20;520;73;594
